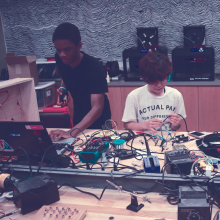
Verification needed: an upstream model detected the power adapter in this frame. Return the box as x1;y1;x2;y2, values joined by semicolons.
13;174;60;215
118;149;136;160
178;186;211;220
143;156;160;173
164;149;193;175
174;134;189;143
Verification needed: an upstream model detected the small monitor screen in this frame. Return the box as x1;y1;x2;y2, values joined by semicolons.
37;62;59;79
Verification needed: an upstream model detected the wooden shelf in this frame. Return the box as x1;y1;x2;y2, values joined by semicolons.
0;78;40;121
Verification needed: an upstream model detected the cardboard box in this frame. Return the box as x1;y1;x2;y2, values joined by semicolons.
5;53;39;85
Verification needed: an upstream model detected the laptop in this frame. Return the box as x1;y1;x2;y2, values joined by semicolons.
0;121;76;158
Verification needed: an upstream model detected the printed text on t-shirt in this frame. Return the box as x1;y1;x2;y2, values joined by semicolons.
139;105;176;115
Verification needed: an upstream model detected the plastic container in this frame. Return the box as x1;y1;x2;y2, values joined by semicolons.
35;81;55;109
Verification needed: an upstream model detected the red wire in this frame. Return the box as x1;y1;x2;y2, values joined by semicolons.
1;91;9;105
87;136;105;147
0;212;5;217
23;109;27;121
72;151;79;162
17;100;23;120
17;100;27;121
0;107;7;121
0;90;9;121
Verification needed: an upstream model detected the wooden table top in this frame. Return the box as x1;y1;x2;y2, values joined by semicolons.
1;129;219;219
1;186;219;220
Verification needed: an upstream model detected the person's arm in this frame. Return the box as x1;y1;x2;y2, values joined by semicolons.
169;92;186;131
69;93;104;137
124;119;162;133
50;93;104;140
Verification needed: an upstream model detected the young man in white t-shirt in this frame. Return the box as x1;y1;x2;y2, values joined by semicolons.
122;52;186;132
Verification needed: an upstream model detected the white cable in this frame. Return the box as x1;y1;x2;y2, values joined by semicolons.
190;157;210;176
105;119;118;134
135;34;145;49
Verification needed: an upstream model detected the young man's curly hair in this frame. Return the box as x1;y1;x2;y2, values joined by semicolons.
52;22;81;46
139;52;172;84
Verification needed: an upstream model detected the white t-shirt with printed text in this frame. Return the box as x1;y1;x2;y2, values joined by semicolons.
122;85;186;130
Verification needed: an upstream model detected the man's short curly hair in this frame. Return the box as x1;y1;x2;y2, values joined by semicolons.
139;52;172;84
52;22;81;46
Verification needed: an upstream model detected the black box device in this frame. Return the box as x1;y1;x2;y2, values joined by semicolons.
164;149;193;175
178;186;211;220
13;174;60;214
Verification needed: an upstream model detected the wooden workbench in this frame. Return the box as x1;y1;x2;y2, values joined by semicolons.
0;129;219;219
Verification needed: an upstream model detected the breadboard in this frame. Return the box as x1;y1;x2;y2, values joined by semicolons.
32;205;87;220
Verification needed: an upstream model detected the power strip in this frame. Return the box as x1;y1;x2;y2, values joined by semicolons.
32;205;87;220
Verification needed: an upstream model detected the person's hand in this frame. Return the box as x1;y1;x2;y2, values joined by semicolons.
145;119;163;133
57;88;70;107
169;113;181;127
49;129;71;141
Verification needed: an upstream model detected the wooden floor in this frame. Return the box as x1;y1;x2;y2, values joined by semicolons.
1;186;219;220
1;186;178;220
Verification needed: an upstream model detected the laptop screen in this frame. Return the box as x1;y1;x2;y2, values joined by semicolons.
0;121;56;157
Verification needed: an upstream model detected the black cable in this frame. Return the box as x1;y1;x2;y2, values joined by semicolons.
167;194;179;205
143;135;151;156
35;144;57;176
70;127;88;141
158;160;220;208
48;154;76;169
158;113;189;132
58;168;149;203
109;169;158;195
16;147;32;178
90;163;104;170
104;119;118;131
66;147;90;170
0;149;20;172
58;183;101;200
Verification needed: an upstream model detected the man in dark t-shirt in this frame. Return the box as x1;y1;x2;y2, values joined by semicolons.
49;23;111;140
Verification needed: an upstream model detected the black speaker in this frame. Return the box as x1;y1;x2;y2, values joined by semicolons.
123;47;146;81
172;46;214;81
137;27;158;49
123;46;168;81
183;25;205;47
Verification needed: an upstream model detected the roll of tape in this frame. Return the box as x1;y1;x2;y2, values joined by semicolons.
0;173;10;188
4;191;13;200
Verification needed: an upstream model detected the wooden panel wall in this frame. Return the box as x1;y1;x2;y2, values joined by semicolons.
106;87;123;130
56;84;219;132
172;86;199;132
198;86;220;132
